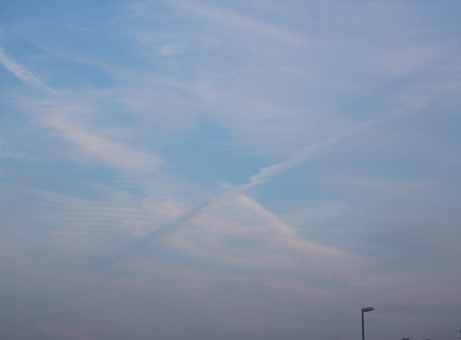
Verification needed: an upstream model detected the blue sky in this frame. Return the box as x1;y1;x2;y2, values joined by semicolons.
1;1;461;339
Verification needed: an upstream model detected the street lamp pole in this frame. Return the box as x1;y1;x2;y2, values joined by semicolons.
361;307;374;340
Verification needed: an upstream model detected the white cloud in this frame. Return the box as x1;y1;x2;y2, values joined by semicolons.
46;111;162;173
164;0;306;46
0;47;56;93
169;192;368;280
237;94;432;189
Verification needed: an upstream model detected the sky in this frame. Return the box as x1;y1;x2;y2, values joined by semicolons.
0;0;461;339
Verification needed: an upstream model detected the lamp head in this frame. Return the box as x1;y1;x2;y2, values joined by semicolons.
361;307;374;312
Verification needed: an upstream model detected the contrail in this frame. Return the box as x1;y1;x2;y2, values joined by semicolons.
240;95;431;191
46;103;420;314
107;200;211;265
106;94;432;267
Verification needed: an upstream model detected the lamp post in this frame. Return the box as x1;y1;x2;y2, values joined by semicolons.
361;307;374;340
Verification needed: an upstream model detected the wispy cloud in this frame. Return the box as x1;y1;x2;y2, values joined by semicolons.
240;95;432;189
164;0;306;46
0;47;57;93
46;111;162;173
71;93;432;281
0;52;162;173
189;192;366;280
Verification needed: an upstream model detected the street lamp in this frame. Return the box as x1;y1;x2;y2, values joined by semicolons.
361;307;374;340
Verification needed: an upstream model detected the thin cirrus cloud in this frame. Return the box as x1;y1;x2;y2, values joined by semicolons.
45;111;162;173
0;47;48;90
0;48;368;286
164;0;306;46
0;47;162;173
0;34;364;276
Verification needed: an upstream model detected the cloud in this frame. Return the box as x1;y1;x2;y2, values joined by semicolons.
80;92;432;280
46;111;162;173
240;95;432;190
35;185;166;253
0;47;56;93
0;49;163;174
0;46;162;173
160;191;367;280
164;0;305;46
